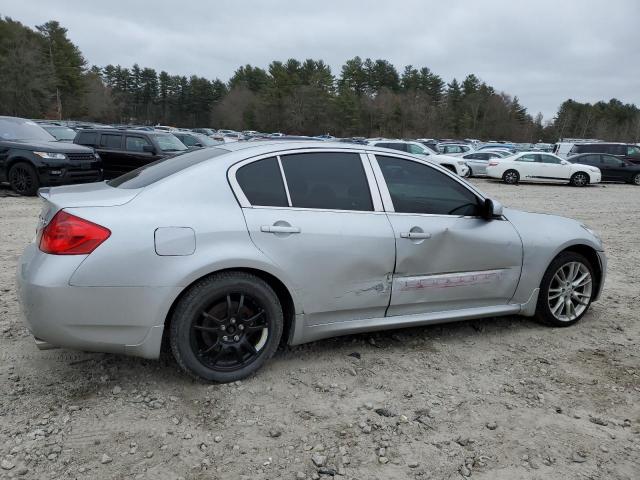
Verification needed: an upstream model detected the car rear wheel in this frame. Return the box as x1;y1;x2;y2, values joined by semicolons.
502;169;519;184
535;251;595;327
631;173;640;186
570;172;589;187
8;162;39;196
465;167;473;177
170;272;283;382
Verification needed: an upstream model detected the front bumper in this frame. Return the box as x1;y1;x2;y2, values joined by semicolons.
16;244;179;359
38;163;103;186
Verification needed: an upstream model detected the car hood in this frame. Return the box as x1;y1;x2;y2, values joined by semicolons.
2;139;93;153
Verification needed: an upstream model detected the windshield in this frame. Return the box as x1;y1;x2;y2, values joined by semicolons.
0;118;56;141
42;126;77;141
151;133;188;152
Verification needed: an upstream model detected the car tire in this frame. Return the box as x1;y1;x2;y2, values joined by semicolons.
502;169;519;184
466;167;473;178
170;271;283;382
8;162;40;196
535;251;595;327
631;173;640;186
570;172;589;187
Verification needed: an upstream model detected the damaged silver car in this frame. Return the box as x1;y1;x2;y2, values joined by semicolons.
17;142;606;382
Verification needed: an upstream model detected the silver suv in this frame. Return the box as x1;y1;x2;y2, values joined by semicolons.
17;142;606;382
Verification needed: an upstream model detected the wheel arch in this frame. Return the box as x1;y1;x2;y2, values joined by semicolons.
162;267;297;352
6;155;36;174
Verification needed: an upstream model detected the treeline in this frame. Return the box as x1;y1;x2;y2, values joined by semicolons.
1;16;639;142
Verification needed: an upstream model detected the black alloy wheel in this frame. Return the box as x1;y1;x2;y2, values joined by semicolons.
8;163;39;196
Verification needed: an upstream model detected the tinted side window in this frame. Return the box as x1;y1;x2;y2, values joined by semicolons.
76;132;97;146
575;154;599;165
627;145;640;158
177;135;197;147
125;136;152;152
281;152;373;211
377;156;479;216
601;155;623;166
236;157;288;207
518;154;537;162
100;134;122;149
376;143;406;152
407;143;428;155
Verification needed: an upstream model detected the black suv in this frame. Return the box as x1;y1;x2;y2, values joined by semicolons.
74;129;189;178
568;153;640;185
0;116;102;196
568;143;640;164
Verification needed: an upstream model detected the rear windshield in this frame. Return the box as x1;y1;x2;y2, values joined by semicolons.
108;147;228;189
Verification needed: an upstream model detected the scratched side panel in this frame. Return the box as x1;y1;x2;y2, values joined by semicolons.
386;215;524;316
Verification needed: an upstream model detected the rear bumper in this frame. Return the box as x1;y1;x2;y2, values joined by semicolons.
16;244;179;359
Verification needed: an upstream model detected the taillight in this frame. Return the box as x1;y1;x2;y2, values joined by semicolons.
39;210;111;255
488;161;499;166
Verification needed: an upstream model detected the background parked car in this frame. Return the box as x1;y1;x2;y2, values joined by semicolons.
567;153;640;185
568;142;640;164
462;151;504;176
74;128;188;178
191;128;217;136
367;139;469;176
39;124;78;142
172;131;223;148
486;152;601;186
0;116;101;195
437;143;474;156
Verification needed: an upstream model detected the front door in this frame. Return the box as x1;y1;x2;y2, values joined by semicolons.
233;151;396;326
370;153;523;316
538;154;568;181
600;154;628;181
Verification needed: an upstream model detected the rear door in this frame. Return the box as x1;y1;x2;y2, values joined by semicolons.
232;150;396;326
370;153;523;316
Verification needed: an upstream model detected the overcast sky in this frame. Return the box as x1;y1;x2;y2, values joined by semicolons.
3;0;638;120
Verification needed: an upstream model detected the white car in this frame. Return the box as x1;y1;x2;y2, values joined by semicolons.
368;140;469;176
486;152;601;187
436;143;474;156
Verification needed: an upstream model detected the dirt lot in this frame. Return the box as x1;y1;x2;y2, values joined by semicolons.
0;179;638;480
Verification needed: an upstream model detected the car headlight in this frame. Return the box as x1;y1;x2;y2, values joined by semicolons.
457;161;466;166
581;224;602;244
34;152;67;160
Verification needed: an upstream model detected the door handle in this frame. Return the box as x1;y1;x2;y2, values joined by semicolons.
400;232;432;239
260;225;301;234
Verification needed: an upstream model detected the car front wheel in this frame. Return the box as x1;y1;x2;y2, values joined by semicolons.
170;272;283;382
631;173;640;186
535;251;595;327
8;162;40;196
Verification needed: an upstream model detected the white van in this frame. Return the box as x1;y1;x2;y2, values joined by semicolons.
553;139;602;158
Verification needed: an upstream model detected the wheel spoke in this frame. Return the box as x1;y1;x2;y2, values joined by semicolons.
243;310;264;324
551;298;564;314
202;311;224;323
233;346;245;364
565;297;574;318
193;324;220;333
199;341;221;356
237;294;244;316
245;324;266;334
549;291;563;300
241;339;258;355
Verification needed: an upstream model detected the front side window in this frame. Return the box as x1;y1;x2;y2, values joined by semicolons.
540;154;562;164
377;155;479;216
236;157;288;207
100;134;122;149
281;152;373;211
125;136;152;152
576;154;599;165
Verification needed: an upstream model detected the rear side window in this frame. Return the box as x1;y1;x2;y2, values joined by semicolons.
281;152;373;211
626;145;640;158
236;157;288;207
575;154;599;165
100;134;122;149
76;132;97;146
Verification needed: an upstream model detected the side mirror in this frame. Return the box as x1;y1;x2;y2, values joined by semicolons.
482;198;503;220
142;145;156;154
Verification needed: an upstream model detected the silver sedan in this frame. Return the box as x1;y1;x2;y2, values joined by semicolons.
462;151;506;176
17;142;606;382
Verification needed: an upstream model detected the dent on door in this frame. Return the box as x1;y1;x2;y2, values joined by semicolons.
388;216;523;315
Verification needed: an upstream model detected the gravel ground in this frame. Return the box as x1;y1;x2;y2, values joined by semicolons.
0;179;638;480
